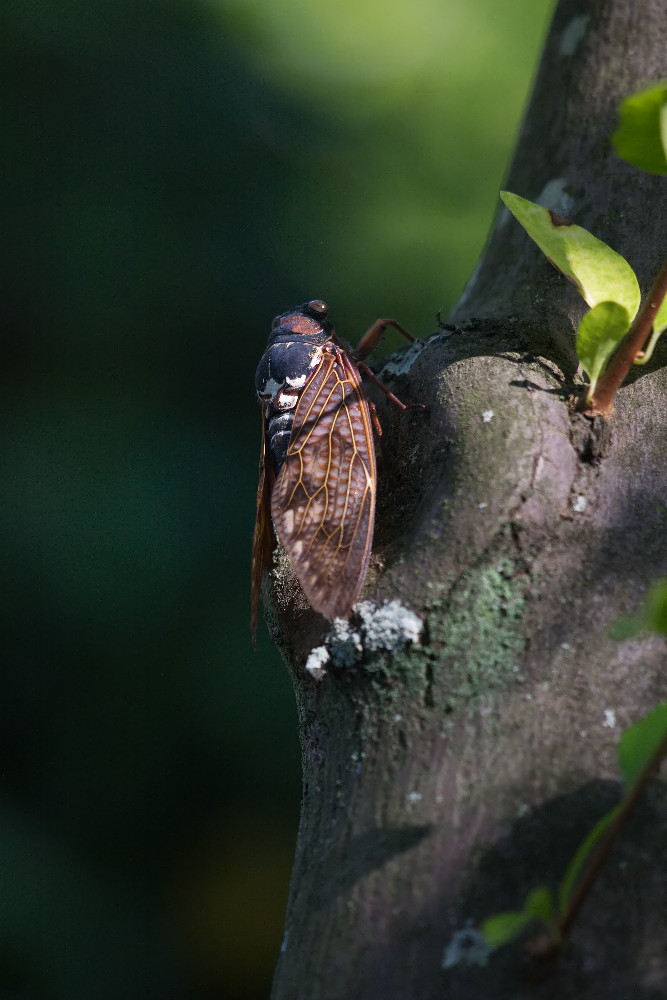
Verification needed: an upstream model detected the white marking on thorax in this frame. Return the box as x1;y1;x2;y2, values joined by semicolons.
309;347;324;368
276;392;298;410
285;374;307;388
262;376;283;400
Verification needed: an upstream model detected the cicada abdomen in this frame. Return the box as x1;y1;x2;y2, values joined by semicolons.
251;299;420;634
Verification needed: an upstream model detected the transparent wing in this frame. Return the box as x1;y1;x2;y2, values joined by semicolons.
271;348;376;619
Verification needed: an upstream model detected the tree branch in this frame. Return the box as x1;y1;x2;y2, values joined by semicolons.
269;2;667;997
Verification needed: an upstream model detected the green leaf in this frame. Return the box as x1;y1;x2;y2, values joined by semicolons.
576;301;631;398
524;885;555;925
617;702;667;787
612;81;667;175
500;192;640;317
644;581;667;635
609;614;645;640
653;294;667;339
612;579;667;635
480;886;555;949
558;805;620;915
635;294;667;366
480;910;532;948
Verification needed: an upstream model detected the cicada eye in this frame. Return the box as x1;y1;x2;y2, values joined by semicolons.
305;300;329;319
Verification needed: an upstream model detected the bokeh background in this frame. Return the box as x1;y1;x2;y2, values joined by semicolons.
2;0;554;996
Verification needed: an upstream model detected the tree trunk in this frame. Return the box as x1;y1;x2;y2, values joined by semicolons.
268;1;667;997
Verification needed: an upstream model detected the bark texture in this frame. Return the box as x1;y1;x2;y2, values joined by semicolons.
268;1;667;997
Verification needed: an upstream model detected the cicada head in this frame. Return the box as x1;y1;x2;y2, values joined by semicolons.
268;299;332;339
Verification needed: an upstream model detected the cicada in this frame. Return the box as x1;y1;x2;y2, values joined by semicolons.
251;299;421;634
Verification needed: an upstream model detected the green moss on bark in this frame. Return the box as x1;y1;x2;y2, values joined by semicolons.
389;559;528;714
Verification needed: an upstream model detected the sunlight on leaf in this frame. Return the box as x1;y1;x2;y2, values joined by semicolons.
500;192;640;317
612;81;667;175
617;702;667;788
576;301;631;399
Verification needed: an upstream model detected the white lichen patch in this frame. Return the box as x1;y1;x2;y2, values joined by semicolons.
328;617;364;667
603;708;617;729
303;600;423;678
571;494;587;513
481;409;494;423
537;178;574;218
355;599;423;653
305;645;330;681
379;337;427;378
559;14;590;56
496;207;511;230
442;924;492;969
406;791;423;806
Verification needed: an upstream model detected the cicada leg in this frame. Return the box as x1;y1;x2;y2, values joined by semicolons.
357;360;426;413
354;318;416;359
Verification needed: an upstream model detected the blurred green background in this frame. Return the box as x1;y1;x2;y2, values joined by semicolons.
2;0;554;996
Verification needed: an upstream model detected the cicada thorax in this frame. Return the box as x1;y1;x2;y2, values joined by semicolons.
254;314;332;472
252;300;377;626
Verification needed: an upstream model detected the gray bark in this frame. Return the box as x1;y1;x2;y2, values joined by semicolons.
268;0;667;997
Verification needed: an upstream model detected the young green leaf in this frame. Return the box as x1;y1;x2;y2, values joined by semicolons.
644;581;667;635
634;295;667;366
612;579;667;635
480;910;533;949
612;81;667;175
617;702;667;788
557;805;620;915
499;192;640;318
608;614;645;640
576;301;631;399
480;886;555;949
523;885;555;925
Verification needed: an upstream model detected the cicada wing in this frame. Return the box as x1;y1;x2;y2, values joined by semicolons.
271;349;376;620
251;412;276;638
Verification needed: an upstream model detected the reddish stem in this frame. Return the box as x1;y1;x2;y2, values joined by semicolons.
583;256;667;416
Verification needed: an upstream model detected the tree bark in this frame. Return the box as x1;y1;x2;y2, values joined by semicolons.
268;1;667;997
